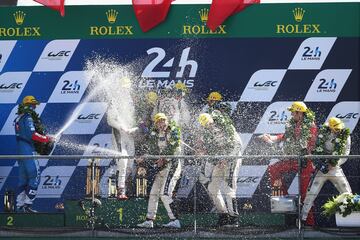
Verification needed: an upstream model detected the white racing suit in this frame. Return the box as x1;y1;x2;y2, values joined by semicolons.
200;126;242;217
301;133;352;221
146;130;182;221
107;101;135;194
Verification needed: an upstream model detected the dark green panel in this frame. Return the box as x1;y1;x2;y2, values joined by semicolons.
0;3;358;40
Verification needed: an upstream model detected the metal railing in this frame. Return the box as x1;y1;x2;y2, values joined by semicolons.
0;154;359;239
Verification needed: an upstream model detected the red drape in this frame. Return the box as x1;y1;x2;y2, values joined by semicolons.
207;0;260;31
132;0;173;32
34;0;65;17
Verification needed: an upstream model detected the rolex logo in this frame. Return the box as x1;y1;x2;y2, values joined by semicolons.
13;11;26;25
292;7;305;22
199;8;209;23
106;9;118;24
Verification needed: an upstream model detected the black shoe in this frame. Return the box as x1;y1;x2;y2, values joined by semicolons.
217;213;231;227
224;215;239;228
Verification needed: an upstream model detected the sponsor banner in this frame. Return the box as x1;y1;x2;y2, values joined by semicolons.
0;40;17;72
0;4;359;39
0;167;12;191
78;134;113;167
48;71;89;103
236;165;268;198
326;101;360;133
62;102;108;135
0;103;46;135
288;37;336;70
304;69;352;102
33;40;80;72
0;71;31;104
254;102;293;134
240;70;287;102
37;166;76;198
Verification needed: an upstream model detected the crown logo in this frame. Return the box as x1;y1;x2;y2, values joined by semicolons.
292;7;305;22
199;8;209;23
13;11;26;25
106;9;118;24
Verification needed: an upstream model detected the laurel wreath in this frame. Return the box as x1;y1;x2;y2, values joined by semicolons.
313;124;350;166
283;109;315;154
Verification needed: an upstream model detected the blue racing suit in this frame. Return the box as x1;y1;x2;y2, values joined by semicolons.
15;112;42;207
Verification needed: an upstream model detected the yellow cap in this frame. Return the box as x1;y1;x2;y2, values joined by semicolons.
22;96;39;105
198;113;213;127
287;101;307;112
175;82;188;93
153;113;167;124
207;91;222;101
328;117;345;131
146;91;158;105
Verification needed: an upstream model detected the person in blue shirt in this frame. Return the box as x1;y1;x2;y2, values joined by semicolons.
14;95;53;213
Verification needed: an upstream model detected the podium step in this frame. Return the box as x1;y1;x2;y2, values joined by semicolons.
64;198;285;228
0;213;64;228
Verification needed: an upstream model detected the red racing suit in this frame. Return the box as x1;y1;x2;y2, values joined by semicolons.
268;121;317;225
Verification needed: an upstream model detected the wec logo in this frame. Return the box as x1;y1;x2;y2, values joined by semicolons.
0;83;22;89
48;51;71;57
336;113;359;119
77;114;101;120
253;81;277;87
237;176;260;184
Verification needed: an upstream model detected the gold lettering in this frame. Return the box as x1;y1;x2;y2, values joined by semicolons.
217;25;226;34
192;25;201;35
312;24;320;33
124;26;133;35
99;26;107;35
24;27;31;36
90;25;134;36
285;25;294;33
303;24;311;33
0;28;6;36
90;26;99;35
7;28;15;36
32;27;41;36
276;25;285;33
183;25;191;34
116;26;124;35
182;24;226;35
295;25;303;33
16;28;23;36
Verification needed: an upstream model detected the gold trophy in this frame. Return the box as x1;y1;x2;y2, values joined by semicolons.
86;159;101;197
136;165;148;198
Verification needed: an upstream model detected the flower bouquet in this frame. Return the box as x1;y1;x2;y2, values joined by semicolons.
322;193;360;227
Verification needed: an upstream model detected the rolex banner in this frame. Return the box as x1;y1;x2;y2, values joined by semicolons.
0;3;359;228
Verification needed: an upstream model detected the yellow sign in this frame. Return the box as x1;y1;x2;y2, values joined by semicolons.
0;11;41;37
182;8;227;35
90;9;134;36
276;7;321;34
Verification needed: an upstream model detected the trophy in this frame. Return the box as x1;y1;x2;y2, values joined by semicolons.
136;165;148;198
4;190;15;212
86;159;101;197
107;169;118;198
